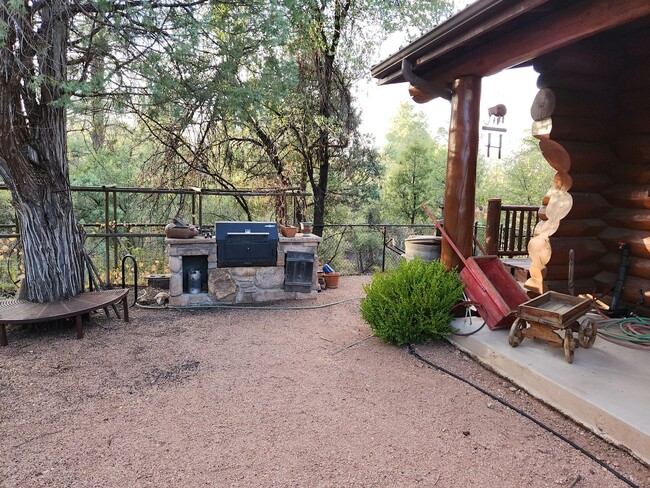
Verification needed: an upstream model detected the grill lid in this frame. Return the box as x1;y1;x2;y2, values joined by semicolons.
215;222;278;267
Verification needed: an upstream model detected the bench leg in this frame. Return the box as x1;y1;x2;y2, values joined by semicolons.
75;315;84;339
1;324;7;346
122;296;130;322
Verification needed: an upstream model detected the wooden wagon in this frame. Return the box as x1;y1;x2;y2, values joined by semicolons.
508;291;597;363
423;205;529;330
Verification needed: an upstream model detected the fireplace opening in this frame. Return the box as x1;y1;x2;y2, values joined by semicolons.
284;251;315;293
182;255;208;294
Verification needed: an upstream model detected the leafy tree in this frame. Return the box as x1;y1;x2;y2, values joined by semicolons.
120;1;456;232
0;0;454;301
0;0;219;301
476;137;553;207
381;103;446;223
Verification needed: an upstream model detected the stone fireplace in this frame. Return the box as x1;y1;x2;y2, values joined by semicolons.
166;233;322;307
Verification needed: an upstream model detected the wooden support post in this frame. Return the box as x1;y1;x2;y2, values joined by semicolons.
75;315;84;339
485;198;502;255
441;76;482;270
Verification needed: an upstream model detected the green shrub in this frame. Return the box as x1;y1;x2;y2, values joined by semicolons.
360;259;464;345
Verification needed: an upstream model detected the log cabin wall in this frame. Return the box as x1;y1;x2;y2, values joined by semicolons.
526;27;650;305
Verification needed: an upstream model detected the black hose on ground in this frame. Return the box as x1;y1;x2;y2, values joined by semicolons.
450;301;487;336
407;345;639;488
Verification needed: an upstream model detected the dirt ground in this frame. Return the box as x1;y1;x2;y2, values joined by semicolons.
0;275;648;488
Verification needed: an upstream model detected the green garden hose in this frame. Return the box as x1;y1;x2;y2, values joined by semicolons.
595;315;650;349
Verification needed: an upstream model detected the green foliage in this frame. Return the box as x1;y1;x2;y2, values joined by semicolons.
361;259;464;345
381;103;446;223
476;137;554;207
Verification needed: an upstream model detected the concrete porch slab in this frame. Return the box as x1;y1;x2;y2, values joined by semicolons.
448;314;650;466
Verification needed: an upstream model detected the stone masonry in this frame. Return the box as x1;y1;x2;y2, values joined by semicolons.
166;234;322;307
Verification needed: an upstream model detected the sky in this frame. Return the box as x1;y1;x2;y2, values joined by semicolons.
356;66;540;157
355;0;541;158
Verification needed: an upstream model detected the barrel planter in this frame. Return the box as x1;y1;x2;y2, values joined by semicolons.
404;236;442;262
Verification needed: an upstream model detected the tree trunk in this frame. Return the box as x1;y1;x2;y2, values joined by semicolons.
0;1;84;302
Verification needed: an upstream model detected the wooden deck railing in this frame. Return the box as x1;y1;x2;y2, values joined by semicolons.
485;198;540;257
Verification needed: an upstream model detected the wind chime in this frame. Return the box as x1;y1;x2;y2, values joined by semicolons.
482;104;507;158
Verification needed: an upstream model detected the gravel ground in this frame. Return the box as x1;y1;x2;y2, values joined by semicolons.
0;275;648;487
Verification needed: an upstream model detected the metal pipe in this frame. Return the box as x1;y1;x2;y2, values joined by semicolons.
113;190;118;271
401;58;452;101
121;254;138;307
381;226;387;272
104;186;110;286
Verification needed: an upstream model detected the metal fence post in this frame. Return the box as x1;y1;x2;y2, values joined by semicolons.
113;189;118;271
381;225;387;272
103;186;110;286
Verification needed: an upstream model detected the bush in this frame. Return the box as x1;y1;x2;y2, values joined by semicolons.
360;259;464;345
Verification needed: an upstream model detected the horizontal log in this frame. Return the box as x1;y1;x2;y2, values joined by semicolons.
552;218;606;237
603;208;650;231
537;71;612;94
593;271;650;303
619;87;650;113
607;163;650;185
543;262;601;281
535;190;571;221
530;88;614;121
617;60;650;91
600;252;650;281
602;184;650;209
532;37;620;74
547;236;606;265
619;27;650;61
532;116;610;142
538;139;615;173
543;278;595;296
617;113;650;135
598;227;650;259
412;0;650;94
408;85;436;104
568;173;611;193
524;276;547;295
613;134;650;164
564;192;612;220
551;172;572;192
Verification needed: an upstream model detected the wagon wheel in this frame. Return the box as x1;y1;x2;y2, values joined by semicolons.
578;318;598;349
508;318;526;347
564;330;575;364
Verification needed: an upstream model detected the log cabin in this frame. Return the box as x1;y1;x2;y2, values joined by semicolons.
371;0;650;308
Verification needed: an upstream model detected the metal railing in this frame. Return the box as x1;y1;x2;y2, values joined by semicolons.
0;185;304;291
0;185;540;295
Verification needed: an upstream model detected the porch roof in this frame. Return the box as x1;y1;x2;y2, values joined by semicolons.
371;0;650;101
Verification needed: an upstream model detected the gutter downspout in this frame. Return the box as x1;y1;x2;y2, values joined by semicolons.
401;58;452;102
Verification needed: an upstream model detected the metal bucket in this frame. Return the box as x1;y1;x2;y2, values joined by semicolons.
188;269;202;294
404;236;442;262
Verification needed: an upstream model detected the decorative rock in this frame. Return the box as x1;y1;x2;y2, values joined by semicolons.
168;257;182;273
169;274;183;297
169;294;190;307
208;269;237;300
255;267;285;289
230;267;256;277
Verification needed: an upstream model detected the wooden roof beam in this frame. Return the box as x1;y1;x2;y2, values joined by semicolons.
395;0;650;102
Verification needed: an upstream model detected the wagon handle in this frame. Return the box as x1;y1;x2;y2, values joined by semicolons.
422;204;489;294
421;204;470;267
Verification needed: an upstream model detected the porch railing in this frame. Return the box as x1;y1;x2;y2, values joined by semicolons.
485;198;540;257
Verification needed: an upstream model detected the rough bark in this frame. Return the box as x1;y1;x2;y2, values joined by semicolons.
0;1;83;302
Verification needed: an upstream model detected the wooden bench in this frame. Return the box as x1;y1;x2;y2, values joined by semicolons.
0;289;129;347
